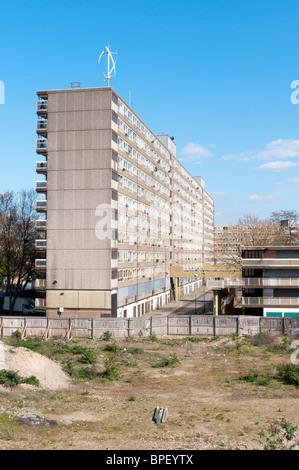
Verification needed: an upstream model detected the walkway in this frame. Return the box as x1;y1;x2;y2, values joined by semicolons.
144;287;214;317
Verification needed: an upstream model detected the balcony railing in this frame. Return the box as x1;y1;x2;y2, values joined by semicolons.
36;181;47;193
35;259;46;270
243;277;299;287
35;279;46;290
35;298;46;308
242;259;299;268
36;161;47;174
35;239;47;250
242;297;299;306
36;200;47;212
35;219;46;230
37;100;47;113
36;138;47;154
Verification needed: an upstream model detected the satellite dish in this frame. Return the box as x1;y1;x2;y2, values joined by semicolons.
98;44;117;86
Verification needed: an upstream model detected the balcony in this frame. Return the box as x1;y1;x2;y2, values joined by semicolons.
35;259;46;271
35;278;46;290
243;277;299;288
36;138;47;155
36;161;47;174
35;298;46;309
36;119;47;136
35;219;46;231
37;100;47;115
36;181;47;193
242;258;299;268
36;200;47;212
35;239;47;250
242;297;299;307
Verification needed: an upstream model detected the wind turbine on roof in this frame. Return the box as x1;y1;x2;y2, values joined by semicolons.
98;44;117;87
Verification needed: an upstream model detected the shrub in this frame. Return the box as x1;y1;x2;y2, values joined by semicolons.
79;349;97;364
101;356;120;381
101;331;112;341
103;343;121;354
239;368;271;386
252;332;274;348
0;369;39;387
277;364;299;387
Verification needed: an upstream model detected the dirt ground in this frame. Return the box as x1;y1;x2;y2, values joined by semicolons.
0;333;298;450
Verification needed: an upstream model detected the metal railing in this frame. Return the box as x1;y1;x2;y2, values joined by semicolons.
242;297;299;306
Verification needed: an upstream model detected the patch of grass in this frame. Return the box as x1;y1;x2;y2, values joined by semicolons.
152;353;180;368
0;414;19;440
126;347;144;355
238;368;271;386
0;370;39;387
277;363;299;387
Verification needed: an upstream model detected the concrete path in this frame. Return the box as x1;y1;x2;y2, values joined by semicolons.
144;287;214;317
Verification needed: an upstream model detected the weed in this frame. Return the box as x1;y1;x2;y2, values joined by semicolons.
128;396;136;402
0;370;39;387
277;363;299;387
126;347;144;355
79;349;97;364
103;343;121;354
0;414;18;440
152;354;180;368
63;360;77;377
259;418;299;450
100;331;112;342
238;369;271;386
101;356;120;381
78;367;98;380
149;332;159;342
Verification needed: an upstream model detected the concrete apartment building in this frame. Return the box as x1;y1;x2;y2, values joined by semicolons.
241;246;299;317
35;86;214;318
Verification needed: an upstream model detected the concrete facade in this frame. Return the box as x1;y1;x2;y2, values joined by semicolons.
241;246;299;317
35;87;214;318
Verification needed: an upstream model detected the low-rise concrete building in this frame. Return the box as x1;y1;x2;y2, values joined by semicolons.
241;246;299;317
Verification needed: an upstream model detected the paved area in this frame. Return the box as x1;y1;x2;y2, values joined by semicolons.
145;287;214;317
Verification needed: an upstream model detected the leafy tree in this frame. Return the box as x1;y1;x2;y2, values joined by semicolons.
0;190;37;315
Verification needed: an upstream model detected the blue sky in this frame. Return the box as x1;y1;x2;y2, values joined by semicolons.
0;0;299;224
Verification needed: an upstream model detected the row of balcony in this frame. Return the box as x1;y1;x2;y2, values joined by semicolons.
207;277;299;289
242;297;299;306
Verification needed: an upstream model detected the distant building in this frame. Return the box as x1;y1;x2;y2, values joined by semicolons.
35;86;214;318
241;246;299;317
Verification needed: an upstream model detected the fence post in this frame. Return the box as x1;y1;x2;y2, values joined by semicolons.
0;317;3;338
150;316;153;336
128;318;131;338
189;316;192;335
213;316;216;336
237;316;240;336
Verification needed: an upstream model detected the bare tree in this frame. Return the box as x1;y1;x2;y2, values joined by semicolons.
214;213;290;269
270;210;299;245
0;189;37;315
